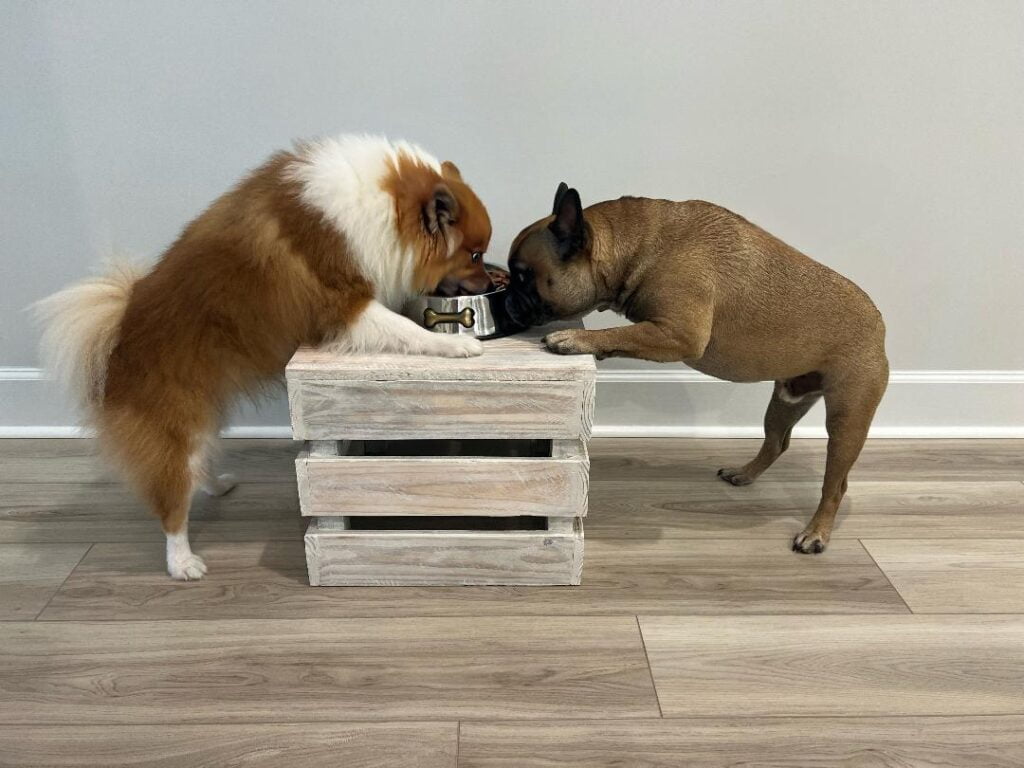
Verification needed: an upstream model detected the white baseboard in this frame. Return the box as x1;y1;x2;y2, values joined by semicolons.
0;425;300;439
596;369;1024;385
5;428;1023;438
2;366;1022;439
3;426;1023;438
592;425;1024;438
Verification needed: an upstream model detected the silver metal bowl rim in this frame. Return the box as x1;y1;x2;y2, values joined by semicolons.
402;263;514;338
419;262;509;310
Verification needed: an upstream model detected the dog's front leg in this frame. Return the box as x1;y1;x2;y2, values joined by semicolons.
543;319;709;363
328;300;483;358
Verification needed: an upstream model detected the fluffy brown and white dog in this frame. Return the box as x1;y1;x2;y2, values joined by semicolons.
37;135;493;580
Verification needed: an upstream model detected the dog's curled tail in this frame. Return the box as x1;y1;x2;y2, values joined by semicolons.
34;261;142;416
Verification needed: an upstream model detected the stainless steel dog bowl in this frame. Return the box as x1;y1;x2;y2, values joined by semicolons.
403;264;525;340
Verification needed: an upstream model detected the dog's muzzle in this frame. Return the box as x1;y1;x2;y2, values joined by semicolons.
504;288;548;327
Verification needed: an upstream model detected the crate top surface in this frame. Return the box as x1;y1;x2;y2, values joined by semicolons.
287;321;596;382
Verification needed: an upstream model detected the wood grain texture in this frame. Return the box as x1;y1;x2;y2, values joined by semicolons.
307;439;339;456
586;480;1024;539
458;717;1024;768
0;439;301;484
3;437;1024;765
2;438;1019;482
0;722;457;768
8;477;1014;546
863;539;1024;613
296;443;588;518
286;323;596;382
0;543;89;619
38;538;902;620
289;378;592;440
305;519;583;586
0;482;304;543
0;616;658;723
639;615;1024;716
589;438;1024;482
287;324;594;440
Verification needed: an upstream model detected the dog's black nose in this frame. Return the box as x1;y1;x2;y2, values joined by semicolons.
504;289;537;328
510;262;533;287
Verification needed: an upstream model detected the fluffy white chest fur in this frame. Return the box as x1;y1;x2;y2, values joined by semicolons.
288;135;437;311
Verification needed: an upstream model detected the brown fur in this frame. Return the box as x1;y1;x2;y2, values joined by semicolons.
507;189;889;553
383;155;492;295
82;147;490;547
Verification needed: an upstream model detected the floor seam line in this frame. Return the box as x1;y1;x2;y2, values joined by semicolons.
2;713;1023;728
33;543;93;621
635;615;664;718
24;614;962;626
859;539;914;614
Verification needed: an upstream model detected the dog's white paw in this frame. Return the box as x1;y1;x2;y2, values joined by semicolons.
202;472;237;497
432;335;484;358
168;552;207;581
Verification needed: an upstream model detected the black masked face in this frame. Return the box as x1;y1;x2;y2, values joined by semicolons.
504;183;599;327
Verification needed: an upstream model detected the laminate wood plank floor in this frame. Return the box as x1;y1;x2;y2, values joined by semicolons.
0;439;302;485
458;717;1024;767
0;723;457;768
587;479;1024;539
1;437;1021;767
0;616;657;723
0;482;304;543
36;538;905;620
0;542;89;619
639;615;1024;717
862;539;1024;613
588;437;1024;481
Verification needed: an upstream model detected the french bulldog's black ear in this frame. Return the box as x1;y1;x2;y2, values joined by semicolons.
549;186;584;249
552;182;570;215
423;183;460;235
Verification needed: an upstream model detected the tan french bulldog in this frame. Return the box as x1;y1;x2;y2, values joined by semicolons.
504;184;888;553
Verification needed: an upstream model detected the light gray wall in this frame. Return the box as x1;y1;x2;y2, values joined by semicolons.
2;0;1022;434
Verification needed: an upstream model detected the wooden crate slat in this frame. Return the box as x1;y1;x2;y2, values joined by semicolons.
286;323;595;383
289;378;592;441
295;441;588;518
304;518;584;586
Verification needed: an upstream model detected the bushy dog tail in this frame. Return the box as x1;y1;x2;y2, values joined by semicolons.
34;261;142;416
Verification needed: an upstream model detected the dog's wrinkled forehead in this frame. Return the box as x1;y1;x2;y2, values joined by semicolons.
509;218;556;266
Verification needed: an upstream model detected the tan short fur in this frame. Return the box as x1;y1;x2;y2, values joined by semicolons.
506;186;889;553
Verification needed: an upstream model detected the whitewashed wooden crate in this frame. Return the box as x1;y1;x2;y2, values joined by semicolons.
286;324;596;587
305;516;584;587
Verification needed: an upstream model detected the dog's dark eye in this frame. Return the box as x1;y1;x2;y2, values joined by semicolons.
471;251;483;263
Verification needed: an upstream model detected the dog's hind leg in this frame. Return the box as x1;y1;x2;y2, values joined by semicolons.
113;418;209;580
136;442;208;580
718;379;821;486
151;437;209;580
792;365;888;554
191;432;237;497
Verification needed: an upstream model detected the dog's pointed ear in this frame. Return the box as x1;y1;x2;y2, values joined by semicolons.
423;183;460;236
552;182;570;215
549;186;584;247
441;161;463;182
